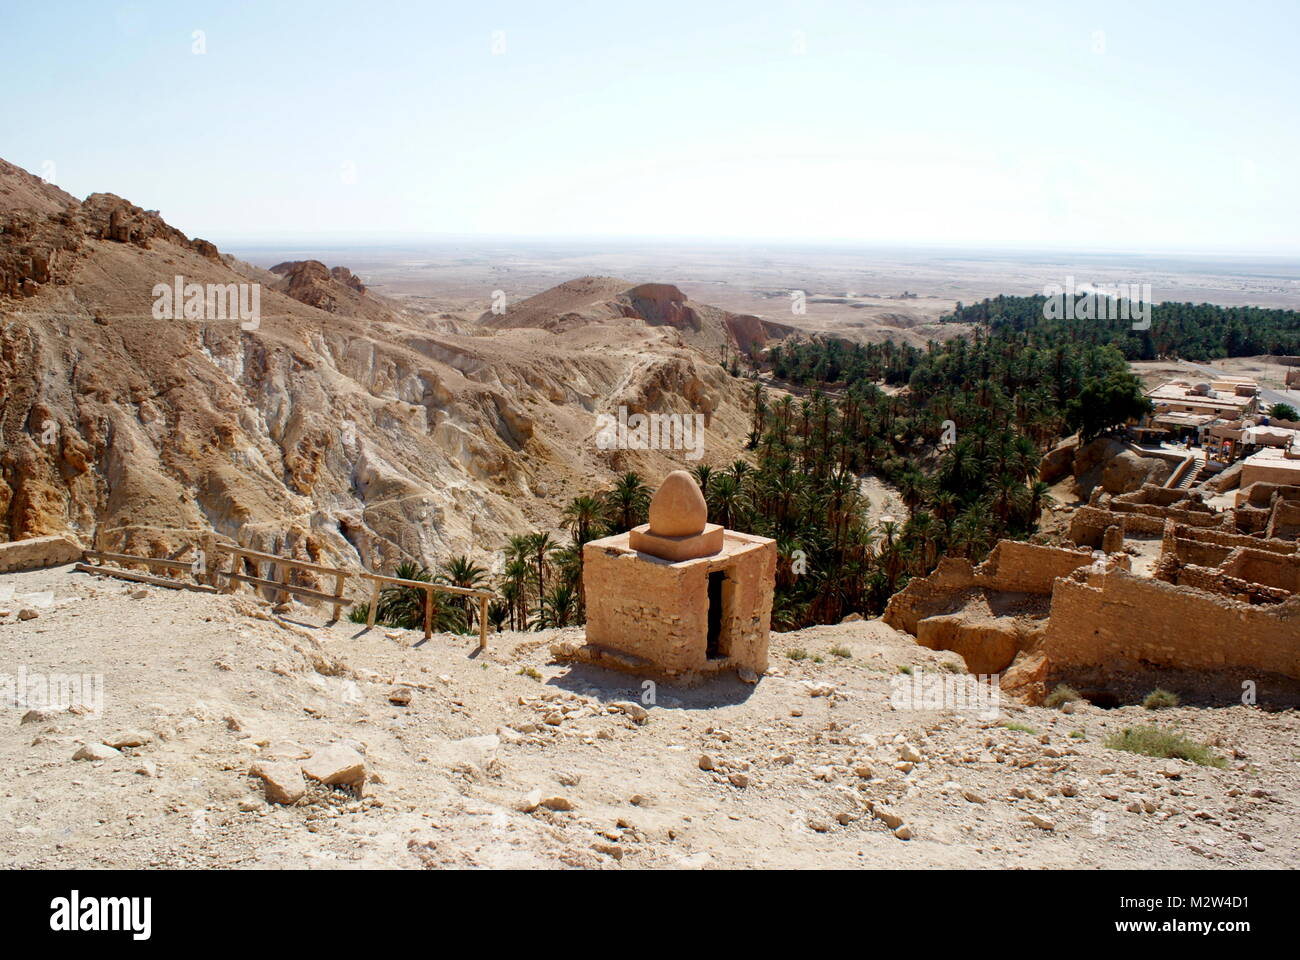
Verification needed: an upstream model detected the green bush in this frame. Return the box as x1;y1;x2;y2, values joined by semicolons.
1104;725;1225;767
1142;688;1180;710
1044;684;1083;709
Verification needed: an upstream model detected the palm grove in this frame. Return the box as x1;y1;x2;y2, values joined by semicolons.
356;304;1164;634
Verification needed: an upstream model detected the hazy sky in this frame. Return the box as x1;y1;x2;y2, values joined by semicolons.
5;0;1298;253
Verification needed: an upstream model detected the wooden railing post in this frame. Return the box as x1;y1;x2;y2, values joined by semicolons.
478;595;488;650
331;571;345;622
366;577;380;629
423;585;433;641
223;548;239;594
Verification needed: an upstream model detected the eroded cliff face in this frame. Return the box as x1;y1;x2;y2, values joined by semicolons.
0;159;754;571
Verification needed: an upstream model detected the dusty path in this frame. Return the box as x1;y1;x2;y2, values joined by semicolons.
1;565;1294;869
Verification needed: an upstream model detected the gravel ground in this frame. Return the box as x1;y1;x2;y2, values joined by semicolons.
1;564;1295;869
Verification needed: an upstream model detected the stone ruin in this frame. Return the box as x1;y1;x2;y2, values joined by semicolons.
0;535;83;574
885;526;1300;706
553;471;776;682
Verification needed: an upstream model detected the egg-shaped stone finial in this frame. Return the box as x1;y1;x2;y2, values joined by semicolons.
647;470;708;537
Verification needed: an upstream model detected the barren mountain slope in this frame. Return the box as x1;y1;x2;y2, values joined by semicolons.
480;275;799;359
0;159;754;572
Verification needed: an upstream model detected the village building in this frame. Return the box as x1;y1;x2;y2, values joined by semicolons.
1145;379;1259;440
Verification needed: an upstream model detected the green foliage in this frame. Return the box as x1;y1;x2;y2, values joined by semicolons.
1066;369;1153;442
947;294;1300;361
1142;688;1180;710
1105;725;1225;767
1044;683;1083;709
1269;402;1299;422
373;561;467;633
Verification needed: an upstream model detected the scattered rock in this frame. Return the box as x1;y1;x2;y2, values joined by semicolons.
388;687;413;706
135;760;158;778
301;744;367;793
894;825;914;840
250;760;307;804
17;609;38;621
72;743;120;762
698;754;716;771
1026;813;1055;831
262;740;310;761
872;805;904;829
593;841;623;860
611;701;648;724
104;729;152;749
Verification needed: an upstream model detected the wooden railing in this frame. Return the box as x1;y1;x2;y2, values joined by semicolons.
358;571;492;649
210;541;351;620
78;538;494;650
78;549;215;592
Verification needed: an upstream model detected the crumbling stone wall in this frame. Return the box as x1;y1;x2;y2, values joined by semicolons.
1267;499;1300;540
1112;484;1213;511
1235;481;1300;508
1042;569;1300;679
1162;522;1297;559
0;534;82;573
1235;505;1272;535
1157;558;1293;604
883;541;1092;635
1220;547;1300;593
1070;505;1176;545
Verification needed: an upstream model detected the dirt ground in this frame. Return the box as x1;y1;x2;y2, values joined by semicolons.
1;564;1295;870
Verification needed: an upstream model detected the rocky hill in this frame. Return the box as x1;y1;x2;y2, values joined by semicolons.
479;276;798;358
0;158;757;572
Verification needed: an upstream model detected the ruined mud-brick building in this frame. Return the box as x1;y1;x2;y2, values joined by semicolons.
556;471;776;682
885;522;1300;705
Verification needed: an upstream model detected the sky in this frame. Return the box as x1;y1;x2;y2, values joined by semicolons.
3;0;1299;254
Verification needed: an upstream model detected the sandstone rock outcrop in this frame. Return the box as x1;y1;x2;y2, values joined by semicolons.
0;158;758;572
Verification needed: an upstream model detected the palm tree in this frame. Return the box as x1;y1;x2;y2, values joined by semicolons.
436;554;488;630
605;472;650;533
502;559;531;630
487;600;508;632
375;561;466;632
562;495;605;546
528;531;556;611
707;473;744;529
690;464;715;498
540;584;579;628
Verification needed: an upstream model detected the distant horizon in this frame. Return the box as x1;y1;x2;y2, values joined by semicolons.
214;234;1300;265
